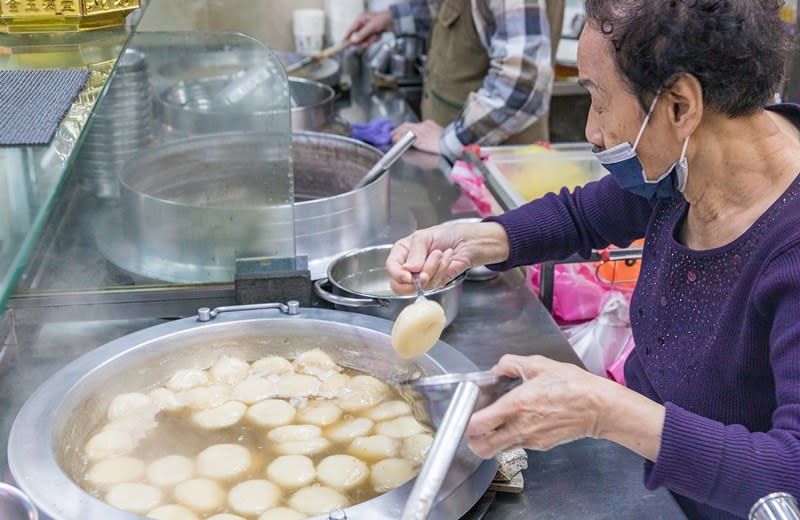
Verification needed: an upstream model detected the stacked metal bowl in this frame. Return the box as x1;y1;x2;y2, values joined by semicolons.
77;48;153;199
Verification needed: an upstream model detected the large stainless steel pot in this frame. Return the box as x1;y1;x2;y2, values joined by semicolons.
153;49;341;89
314;245;465;327
99;131;390;283
289;77;339;133
8;304;496;520
155;76;343;134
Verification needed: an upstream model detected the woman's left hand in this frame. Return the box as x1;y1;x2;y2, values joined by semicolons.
466;354;666;461
466;354;611;458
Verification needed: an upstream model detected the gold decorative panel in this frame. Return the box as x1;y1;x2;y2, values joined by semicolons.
0;0;139;32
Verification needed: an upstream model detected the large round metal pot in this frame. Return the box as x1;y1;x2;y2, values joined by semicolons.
8;305;496;520
155;76;342;134
102;131;390;283
154;50;341;89
314;245;466;327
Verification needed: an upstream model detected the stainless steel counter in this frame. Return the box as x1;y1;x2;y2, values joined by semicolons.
1;51;685;519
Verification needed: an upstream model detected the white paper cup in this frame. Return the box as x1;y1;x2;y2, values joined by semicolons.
293;8;326;55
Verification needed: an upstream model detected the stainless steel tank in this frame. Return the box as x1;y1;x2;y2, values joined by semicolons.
8;304;497;520
99;131;390;282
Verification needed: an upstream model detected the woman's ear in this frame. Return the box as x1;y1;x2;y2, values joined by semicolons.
665;73;703;139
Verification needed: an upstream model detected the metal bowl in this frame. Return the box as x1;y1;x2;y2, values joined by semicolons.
8;306;496;520
314;245;466;327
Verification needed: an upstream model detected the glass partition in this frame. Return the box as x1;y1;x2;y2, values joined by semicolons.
0;28;298;313
11;30;296;293
92;31;295;284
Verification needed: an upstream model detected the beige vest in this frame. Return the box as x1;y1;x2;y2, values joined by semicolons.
421;0;564;144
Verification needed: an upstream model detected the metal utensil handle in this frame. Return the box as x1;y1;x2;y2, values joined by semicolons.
0;482;39;520
197;301;299;322
750;492;800;520
313;279;389;308
354;130;417;189
401;381;481;520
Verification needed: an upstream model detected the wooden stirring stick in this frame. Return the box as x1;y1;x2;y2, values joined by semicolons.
285;41;353;73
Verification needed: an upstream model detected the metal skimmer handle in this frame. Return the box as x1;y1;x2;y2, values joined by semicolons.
353;130;416;189
197;301;300;322
401;380;481;520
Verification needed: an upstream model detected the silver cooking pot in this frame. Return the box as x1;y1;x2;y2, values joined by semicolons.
155;75;344;134
99;131;390;282
8;304;495;520
314;245;465;327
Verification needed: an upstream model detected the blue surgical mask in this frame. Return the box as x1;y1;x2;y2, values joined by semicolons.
593;94;690;201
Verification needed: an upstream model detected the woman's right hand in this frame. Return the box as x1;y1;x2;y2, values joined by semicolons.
343;11;393;49
385;221;510;294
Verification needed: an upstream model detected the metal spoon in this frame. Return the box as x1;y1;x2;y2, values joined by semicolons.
401;380;480;520
399;371;521;520
412;271;425;298
353;130;416;189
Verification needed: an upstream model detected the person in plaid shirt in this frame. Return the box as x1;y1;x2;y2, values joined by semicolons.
345;0;564;161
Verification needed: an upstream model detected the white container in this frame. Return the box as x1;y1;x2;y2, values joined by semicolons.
367;0;393;12
293;8;326;55
325;0;364;44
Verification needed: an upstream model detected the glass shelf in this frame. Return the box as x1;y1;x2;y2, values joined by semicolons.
0;27;132;315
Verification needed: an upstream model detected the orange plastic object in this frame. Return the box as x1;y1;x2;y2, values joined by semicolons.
595;238;645;289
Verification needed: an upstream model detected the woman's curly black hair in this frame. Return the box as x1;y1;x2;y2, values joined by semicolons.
584;0;796;116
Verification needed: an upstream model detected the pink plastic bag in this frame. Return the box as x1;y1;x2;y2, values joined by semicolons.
561;291;634;381
606;335;635;385
527;263;632;323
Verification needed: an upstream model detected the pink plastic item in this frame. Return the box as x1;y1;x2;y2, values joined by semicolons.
527;263;633;323
450;160;494;217
606;336;635;385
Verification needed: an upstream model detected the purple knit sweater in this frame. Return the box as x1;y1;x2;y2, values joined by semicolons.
485;110;800;519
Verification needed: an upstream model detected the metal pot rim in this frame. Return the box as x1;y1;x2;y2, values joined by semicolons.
156;76;336;117
8;306;496;520
327;244;467;300
118;131;386;210
287;77;336;114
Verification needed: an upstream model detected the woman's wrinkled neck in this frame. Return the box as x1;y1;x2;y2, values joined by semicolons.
677;108;800;249
683;109;800;218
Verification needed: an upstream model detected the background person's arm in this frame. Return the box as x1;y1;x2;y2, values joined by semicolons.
439;0;554;160
390;0;435;38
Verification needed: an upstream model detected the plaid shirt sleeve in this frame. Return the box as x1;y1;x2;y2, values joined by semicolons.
389;0;436;37
439;0;555;161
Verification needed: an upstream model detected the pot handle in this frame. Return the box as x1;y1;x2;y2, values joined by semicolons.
197;301;300;322
313;278;388;308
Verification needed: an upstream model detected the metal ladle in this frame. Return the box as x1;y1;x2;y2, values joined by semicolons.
399;371;521;520
353;130;416;189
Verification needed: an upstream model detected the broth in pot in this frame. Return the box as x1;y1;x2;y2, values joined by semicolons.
75;349;434;519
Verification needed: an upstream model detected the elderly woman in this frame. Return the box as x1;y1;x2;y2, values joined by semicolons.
385;1;800;518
